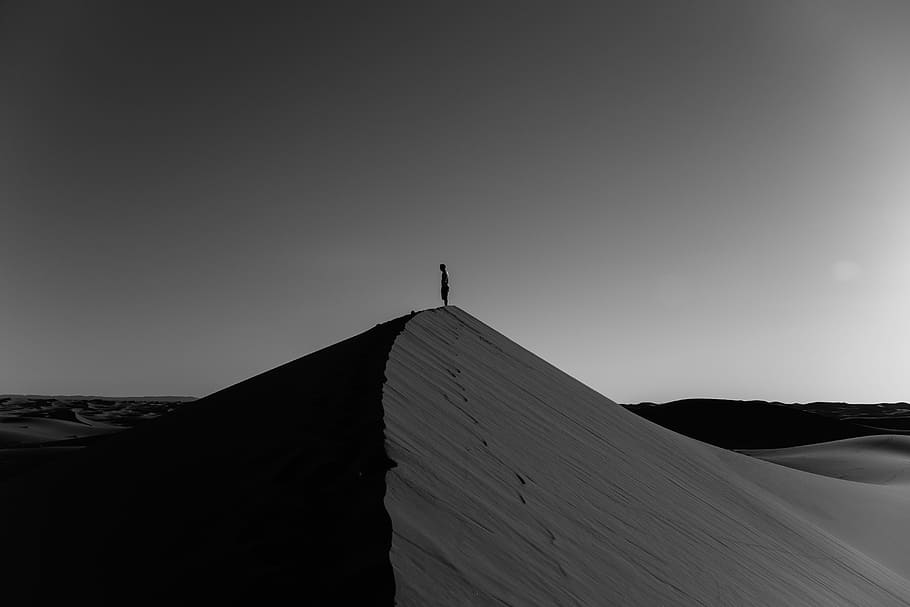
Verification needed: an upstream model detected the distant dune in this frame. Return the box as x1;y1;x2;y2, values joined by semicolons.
745;435;910;485
2;308;910;605
626;398;887;449
842;417;910;432
0;394;195;426
0;407;129;480
0;394;197;401
0;413;119;447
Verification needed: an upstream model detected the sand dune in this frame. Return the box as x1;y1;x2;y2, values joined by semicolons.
0;313;411;605
2;307;910;605
0;413;120;447
718;440;910;584
736;436;910;578
628;398;883;449
844;417;910;432
0;395;194;426
0;446;84;480
745;435;910;486
384;308;910;605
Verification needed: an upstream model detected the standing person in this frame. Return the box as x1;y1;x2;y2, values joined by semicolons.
440;263;449;306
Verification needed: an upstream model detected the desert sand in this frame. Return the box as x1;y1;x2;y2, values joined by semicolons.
0;314;410;605
2;307;910;605
745;435;910;485
0;397;194;482
0;412;118;446
384;307;910;605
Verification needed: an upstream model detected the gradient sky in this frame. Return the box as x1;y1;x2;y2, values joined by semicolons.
3;1;910;402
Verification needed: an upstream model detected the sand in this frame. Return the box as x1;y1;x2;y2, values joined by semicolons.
744;435;910;486
0;413;120;447
3;306;910;605
629;398;886;449
383;307;910;605
0;313;410;605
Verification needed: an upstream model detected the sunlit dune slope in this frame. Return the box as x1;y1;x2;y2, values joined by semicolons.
629;399;882;449
745;435;910;486
383;307;910;606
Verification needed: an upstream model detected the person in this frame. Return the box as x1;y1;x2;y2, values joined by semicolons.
440;263;449;306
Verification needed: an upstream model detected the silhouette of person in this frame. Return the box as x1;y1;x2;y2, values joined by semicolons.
440;263;449;306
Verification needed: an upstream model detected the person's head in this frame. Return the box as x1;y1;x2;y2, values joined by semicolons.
440;263;446;271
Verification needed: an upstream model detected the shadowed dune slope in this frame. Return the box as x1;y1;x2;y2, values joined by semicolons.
844;417;910;432
383;307;910;606
628;399;882;449
0;414;119;447
0;313;410;606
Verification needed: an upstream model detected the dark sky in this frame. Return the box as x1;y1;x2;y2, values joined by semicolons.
3;1;910;401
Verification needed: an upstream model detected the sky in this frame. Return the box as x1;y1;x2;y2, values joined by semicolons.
2;1;910;403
